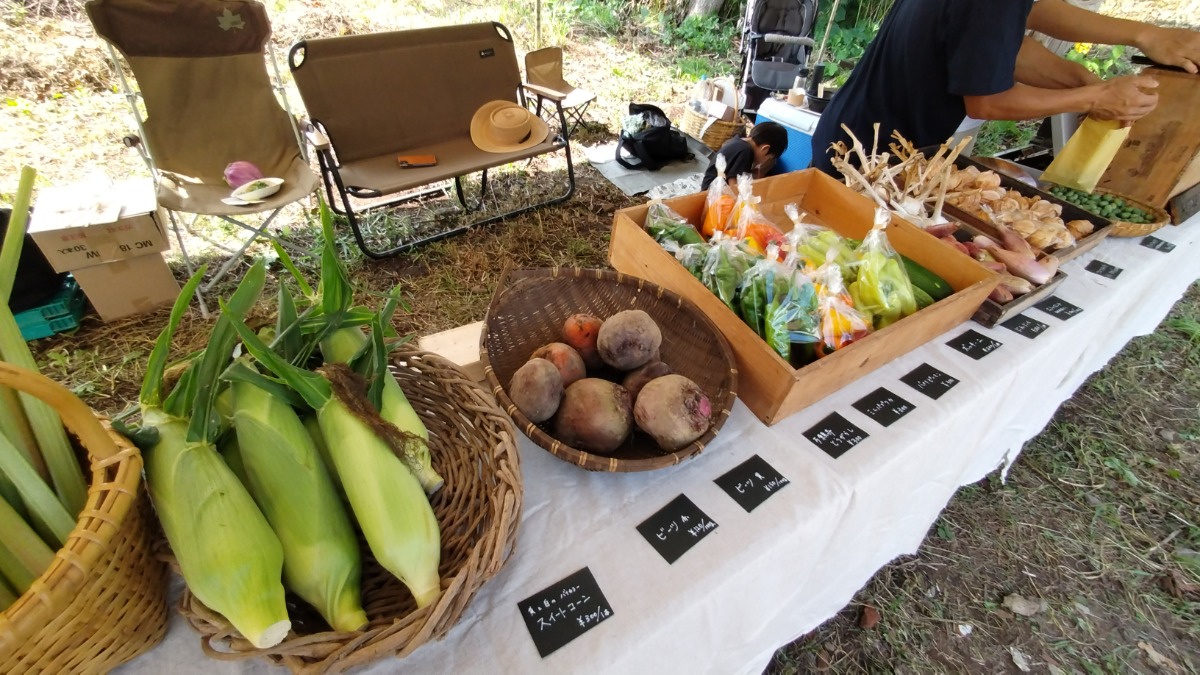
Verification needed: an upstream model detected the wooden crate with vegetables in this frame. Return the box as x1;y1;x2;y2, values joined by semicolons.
610;168;997;427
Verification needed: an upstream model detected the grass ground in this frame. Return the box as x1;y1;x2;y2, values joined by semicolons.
4;0;1199;671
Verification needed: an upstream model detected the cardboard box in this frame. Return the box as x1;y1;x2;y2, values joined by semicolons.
30;179;169;273
71;252;181;322
610;169;998;426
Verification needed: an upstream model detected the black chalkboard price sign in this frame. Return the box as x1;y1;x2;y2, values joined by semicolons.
900;363;960;400
636;494;718;564
519;567;615;658
714;454;791;513
946;329;1003;360
804;412;869;459
1034;295;1083;320
1001;313;1049;339
1085;259;1123;279
852;387;915;427
1140;236;1175;253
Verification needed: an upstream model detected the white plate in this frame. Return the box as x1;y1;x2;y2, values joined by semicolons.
221;196;265;206
231;176;284;202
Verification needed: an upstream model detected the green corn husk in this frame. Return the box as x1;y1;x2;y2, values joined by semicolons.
143;409;290;647
137;262;291;649
0;572;16;609
0;493;55;594
0;429;75;548
228;315;442;609
230;379;368;632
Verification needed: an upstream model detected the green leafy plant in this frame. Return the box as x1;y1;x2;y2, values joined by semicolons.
1064;43;1134;79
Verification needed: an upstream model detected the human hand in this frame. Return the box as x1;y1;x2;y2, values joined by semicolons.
1140;26;1200;74
1089;75;1159;124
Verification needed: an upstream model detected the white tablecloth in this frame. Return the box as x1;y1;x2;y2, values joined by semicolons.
118;215;1200;675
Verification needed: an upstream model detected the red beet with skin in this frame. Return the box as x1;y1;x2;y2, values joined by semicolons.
530;342;587;388
553;378;632;454
633;374;712;450
509;358;563;423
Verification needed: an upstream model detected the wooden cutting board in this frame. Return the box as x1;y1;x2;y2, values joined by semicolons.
1098;67;1200;208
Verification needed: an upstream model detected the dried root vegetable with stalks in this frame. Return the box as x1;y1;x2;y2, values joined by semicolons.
828;125;968;239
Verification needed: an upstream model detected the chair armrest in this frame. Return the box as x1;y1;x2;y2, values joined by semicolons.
522;83;567;102
303;122;331;151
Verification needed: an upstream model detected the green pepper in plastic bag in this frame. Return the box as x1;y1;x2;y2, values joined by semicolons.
702;233;753;312
665;239;710;282
783;203;858;277
646;199;704;247
854;208;917;330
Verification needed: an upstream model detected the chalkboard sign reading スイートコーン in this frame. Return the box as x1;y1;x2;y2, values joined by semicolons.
804;413;869;459
852;387;915;427
1034;296;1084;320
946;329;1003;360
636;494;718;564
1001;314;1049;339
901;363;960;400
518;567;615;658
714;454;791;513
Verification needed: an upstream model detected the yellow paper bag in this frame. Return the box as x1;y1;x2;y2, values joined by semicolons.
1041;117;1132;193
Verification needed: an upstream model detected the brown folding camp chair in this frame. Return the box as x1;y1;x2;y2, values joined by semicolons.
524;46;596;137
86;0;316;306
289;22;575;258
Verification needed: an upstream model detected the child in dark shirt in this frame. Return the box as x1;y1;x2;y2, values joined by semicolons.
700;121;789;191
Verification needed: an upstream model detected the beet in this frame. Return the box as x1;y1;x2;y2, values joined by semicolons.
596;309;661;371
553;378;632;454
633;374;712;450
509;358;563;423
530;342;587;388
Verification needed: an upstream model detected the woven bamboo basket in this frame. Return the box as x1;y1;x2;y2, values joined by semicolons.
174;349;522;674
0;362;169;672
481;267;738;472
1094;188;1171;237
680;107;746;152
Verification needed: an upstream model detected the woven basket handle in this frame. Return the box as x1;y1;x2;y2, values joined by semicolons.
0;362;120;461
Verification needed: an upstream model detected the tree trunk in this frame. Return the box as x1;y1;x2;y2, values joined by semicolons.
687;0;725;19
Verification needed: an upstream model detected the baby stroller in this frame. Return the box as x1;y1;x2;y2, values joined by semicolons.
739;0;818;115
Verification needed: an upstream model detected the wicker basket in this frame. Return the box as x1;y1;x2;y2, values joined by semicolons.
175;349;522;674
0;362;169;672
680;107;746;152
480;267;738;472
1095;188;1172;237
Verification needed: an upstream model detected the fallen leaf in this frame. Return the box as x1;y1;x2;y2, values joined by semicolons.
1010;646;1032;672
957;624;973;636
1048;663;1067;675
1073;601;1094;616
1138;641;1181;673
1158;570;1200;599
859;605;880;630
1003;593;1048;617
1158;429;1178;443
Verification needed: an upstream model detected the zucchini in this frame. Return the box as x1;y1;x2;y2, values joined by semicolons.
901;256;954;301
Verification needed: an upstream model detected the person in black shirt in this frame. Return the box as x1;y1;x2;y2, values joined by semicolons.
810;0;1200;175
700;122;789;191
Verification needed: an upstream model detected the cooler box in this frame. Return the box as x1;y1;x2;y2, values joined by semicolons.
755;97;821;173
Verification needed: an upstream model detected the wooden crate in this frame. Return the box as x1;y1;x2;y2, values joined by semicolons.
1098;68;1200;208
609;169;998;426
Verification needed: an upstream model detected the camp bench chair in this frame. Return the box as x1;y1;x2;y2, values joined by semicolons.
288;22;576;259
86;0;316;310
524;46;596;138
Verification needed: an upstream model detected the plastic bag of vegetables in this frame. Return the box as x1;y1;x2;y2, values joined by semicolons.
702;155;736;238
739;247;821;360
814;255;872;358
646;199;704;247
850;208;917;330
665;239;710;281
701;232;753;311
783;203;858;273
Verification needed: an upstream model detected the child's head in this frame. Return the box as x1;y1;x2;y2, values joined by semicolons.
748;121;788;167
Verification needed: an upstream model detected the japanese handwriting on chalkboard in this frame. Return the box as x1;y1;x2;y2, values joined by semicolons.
812;427;862;449
962;336;998;354
575;607;612;629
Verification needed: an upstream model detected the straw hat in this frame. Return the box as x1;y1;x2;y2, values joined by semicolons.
470;100;550;153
